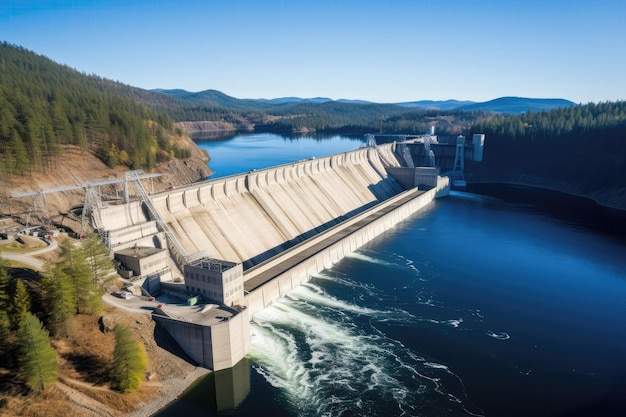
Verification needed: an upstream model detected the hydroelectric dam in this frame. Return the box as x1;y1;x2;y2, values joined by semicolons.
94;142;450;371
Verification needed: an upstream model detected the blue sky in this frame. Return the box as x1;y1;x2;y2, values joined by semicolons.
1;0;625;103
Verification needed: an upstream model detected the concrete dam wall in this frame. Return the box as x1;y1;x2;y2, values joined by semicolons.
99;144;405;267
95;143;451;371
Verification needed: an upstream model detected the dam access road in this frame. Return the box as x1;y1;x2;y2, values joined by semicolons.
243;187;426;292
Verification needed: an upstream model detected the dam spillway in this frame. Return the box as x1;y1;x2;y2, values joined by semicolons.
152;145;405;266
95;142;450;370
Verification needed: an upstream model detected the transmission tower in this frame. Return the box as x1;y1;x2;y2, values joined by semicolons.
12;171;163;236
125;169;188;267
23;193;50;230
82;186;102;236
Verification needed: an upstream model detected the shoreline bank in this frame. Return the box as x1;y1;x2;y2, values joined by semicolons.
125;367;211;417
467;179;626;212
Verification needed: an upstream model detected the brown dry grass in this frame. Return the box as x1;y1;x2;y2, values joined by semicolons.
0;386;74;417
0;140;209;415
0;307;196;416
0;235;47;253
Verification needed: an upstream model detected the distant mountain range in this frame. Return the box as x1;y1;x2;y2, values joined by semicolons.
454;97;577;113
153;89;576;114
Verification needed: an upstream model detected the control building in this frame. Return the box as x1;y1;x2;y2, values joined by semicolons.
114;246;170;281
184;258;244;307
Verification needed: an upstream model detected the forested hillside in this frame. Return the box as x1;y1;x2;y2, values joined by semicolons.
0;42;191;178
149;89;496;136
470;101;626;208
148;89;573;135
458;97;575;113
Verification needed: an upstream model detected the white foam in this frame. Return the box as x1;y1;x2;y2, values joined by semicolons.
309;271;335;281
250;278;481;416
251;302;409;413
486;330;510;340
311;271;381;298
424;361;450;371
345;250;398;267
250;321;314;401
447;318;464;328
293;283;379;316
388;253;423;278
423;317;464;328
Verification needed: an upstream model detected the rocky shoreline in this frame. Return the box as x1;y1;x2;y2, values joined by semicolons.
124;367;211;417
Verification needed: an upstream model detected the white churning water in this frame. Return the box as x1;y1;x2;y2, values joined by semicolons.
249;249;484;417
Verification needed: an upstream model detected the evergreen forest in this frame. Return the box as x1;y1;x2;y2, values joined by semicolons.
0;235;121;396
470;101;626;198
0;42;187;178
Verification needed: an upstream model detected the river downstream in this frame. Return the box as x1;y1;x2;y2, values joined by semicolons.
157;133;626;417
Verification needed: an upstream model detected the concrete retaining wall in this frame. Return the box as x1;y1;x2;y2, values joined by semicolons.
96;201;149;231
152;307;250;371
107;220;159;246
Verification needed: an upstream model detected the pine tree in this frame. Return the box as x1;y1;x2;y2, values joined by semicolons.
10;129;30;175
0;309;11;359
60;238;102;314
17;312;58;393
59;238;77;269
80;233;113;284
10;279;31;330
70;256;101;315
0;260;13;360
40;264;77;335
110;324;147;393
0;258;11;311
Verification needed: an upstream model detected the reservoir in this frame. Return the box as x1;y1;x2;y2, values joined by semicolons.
158;133;626;417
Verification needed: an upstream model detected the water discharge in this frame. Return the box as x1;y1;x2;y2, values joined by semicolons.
250;253;485;417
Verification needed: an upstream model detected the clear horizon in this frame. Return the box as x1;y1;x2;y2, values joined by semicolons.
2;0;625;104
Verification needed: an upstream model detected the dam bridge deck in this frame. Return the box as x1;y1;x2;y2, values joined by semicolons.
243;187;425;292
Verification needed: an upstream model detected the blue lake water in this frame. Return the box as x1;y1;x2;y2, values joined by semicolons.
157;134;626;417
196;132;364;178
